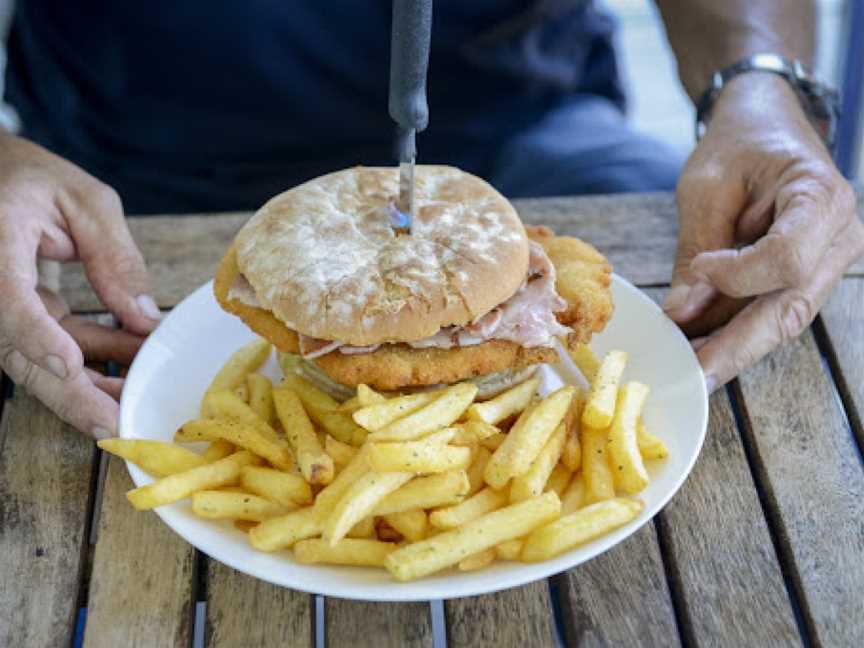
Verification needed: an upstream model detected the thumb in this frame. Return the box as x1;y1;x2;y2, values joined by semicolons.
64;182;161;335
664;168;745;323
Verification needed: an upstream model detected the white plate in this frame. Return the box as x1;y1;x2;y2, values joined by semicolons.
120;275;707;601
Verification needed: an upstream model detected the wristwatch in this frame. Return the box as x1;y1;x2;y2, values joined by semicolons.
695;53;839;152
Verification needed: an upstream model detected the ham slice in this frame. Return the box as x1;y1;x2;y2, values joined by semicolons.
231;241;571;359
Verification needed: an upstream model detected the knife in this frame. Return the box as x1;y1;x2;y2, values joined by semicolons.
388;0;433;233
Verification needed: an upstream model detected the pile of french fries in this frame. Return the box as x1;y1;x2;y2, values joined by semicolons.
100;338;669;581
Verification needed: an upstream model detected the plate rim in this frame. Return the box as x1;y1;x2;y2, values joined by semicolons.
119;274;708;601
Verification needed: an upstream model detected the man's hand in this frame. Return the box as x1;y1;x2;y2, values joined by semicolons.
0;133;160;437
664;73;864;392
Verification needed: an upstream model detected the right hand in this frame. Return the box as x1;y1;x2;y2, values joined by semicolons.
0;133;161;438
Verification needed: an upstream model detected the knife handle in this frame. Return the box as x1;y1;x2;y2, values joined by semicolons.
389;0;433;144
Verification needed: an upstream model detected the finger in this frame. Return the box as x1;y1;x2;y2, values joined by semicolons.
664;164;746;323
691;179;855;297
84;368;125;401
2;349;119;438
690;337;710;352
61;181;161;335
679;294;751;339
60;316;145;365
698;218;864;390
0;227;84;380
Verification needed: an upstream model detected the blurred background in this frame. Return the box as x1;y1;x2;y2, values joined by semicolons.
0;1;860;185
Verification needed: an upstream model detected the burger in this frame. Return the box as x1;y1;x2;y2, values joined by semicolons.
214;165;612;400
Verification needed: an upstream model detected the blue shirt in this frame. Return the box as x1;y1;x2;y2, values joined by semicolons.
6;1;622;212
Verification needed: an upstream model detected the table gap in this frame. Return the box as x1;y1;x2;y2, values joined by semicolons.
545;578;568;648
314;595;324;648
429;600;446;648
727;380;816;648
811;316;864;469
649;515;694;648
190;550;208;648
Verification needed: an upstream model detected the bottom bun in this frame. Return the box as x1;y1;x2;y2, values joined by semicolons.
278;353;540;402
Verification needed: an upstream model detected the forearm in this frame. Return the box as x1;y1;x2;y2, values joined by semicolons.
655;0;815;100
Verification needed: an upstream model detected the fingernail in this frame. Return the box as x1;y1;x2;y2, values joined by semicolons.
704;374;718;393
135;295;162;321
691;336;710;351
90;425;114;440
665;282;715;322
43;354;68;380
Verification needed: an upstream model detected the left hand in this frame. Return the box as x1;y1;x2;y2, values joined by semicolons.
664;72;864;392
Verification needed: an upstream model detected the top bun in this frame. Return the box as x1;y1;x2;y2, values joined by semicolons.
233;165;529;346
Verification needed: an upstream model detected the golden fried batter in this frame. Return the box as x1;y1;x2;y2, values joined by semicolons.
214;229;613;390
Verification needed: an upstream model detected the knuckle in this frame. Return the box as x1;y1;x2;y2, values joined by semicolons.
778;291;815;341
86;181;123;216
774;236;809;287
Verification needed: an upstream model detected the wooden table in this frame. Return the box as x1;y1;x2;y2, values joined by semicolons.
2;193;863;647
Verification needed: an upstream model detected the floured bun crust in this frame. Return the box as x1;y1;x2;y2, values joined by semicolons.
232;165;529;346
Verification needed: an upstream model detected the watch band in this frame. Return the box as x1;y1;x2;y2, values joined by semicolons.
695;53;839;152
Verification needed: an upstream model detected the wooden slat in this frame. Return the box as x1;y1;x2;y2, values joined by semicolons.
59;194;864;313
325;600;432;647
84;456;195;647
205;559;312;647
554;525;680;647
656;391;801;646
0;388;97;647
736;332;864;647
444;582;556;647
819;277;864;447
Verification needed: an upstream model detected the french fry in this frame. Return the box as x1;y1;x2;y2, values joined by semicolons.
313;446;371;517
180;418;295;472
346;516;377;539
203;439;236;463
293;538;397;567
582;350;627;429
560;474;586;515
325;435;358;467
382;509;428;542
466;376;540;425
545;463;572;498
336;395;361;414
510;422;567;503
202;338;271;416
373;470;469;516
282;374;360;444
203;390;278;437
357;383;388;407
377;520;402;542
322;471;413;545
568;344;601;383
240;465;313;507
638;420;669;460
126;450;258;510
369;433;471;474
246;373;275;424
458;548;496;571
367;383;478;442
352;392;438;431
384;492;561;581
521;498;643;562
484;386;575;490
561;389;583;472
234;520;257;533
249;506;321;551
495;539;524;561
98;439;206;477
479;432;507;451
191;490;289;521
233;382;250;403
280;373;339;412
466;447;492;496
273;388;334;485
608;382;651;494
429;486;509;530
581;425;615;504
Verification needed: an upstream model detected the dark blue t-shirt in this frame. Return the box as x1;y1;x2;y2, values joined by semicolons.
5;1;622;212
